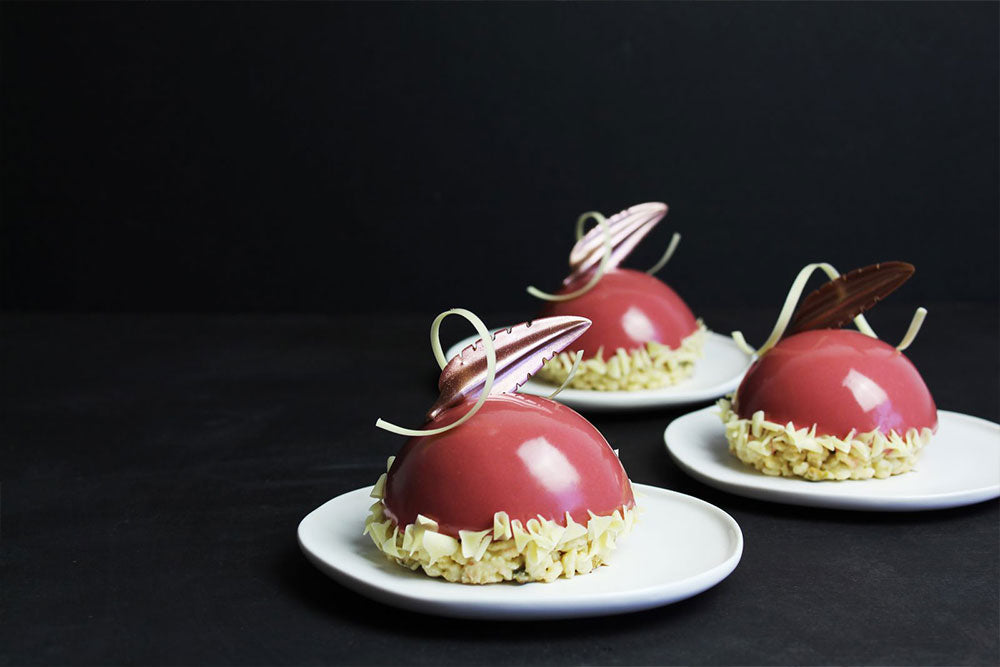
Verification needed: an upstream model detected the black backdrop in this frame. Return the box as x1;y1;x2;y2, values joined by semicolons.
2;6;999;665
2;2;998;315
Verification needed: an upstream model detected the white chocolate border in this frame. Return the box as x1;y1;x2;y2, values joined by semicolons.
717;398;933;481
537;322;706;392
363;458;637;584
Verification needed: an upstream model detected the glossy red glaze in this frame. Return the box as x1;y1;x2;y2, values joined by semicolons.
735;329;938;438
539;268;698;355
383;393;634;537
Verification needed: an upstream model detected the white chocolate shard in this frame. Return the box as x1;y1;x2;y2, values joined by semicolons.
511;520;531;552
422;531;460;562
561;549;578;578
415;514;438;531
401;524;417;554
381;527;401;558
537;322;706;392
559;513;588;544
717;398;932;481
363;487;638;585
586;512;614;541
458;529;492;561
493;511;512;541
370;473;387;499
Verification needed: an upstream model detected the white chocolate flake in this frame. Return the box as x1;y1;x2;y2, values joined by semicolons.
370;473;387;499
717;398;932;481
415;514;438;531
536;322;706;392
458;529;492;560
493;511;512;541
363;497;638;585
422;531;460;562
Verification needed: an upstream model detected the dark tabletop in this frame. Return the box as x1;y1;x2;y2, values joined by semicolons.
2;304;997;666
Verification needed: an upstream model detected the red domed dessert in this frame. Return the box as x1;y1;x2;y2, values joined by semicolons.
718;262;937;480
542;269;698;355
365;309;637;583
735;329;937;438
529;202;705;391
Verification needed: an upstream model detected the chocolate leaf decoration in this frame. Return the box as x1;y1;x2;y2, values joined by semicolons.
567;202;667;281
425;316;591;421
786;261;915;336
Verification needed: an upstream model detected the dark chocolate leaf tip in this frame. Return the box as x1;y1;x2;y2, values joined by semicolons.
786;261;915;336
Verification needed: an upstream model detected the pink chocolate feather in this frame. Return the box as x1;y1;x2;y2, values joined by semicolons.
566;202;668;281
425;316;591;421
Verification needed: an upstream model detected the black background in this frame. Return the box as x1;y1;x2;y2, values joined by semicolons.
2;4;999;667
2;1;998;315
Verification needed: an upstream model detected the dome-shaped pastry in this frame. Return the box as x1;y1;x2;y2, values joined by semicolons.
366;310;637;583
541;269;698;356
735;329;937;438
718;262;936;481
528;202;704;391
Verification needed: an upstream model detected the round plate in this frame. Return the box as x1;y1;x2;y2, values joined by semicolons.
297;483;743;619
444;331;752;412
665;407;1000;511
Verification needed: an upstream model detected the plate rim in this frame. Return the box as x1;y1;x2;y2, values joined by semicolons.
443;329;752;412
297;483;744;619
664;406;1000;511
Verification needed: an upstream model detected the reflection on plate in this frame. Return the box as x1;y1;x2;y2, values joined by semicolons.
665;407;1000;511
298;483;743;620
444;331;752;412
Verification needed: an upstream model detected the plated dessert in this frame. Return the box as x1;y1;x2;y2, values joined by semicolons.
528;202;705;391
366;309;637;584
718;262;937;481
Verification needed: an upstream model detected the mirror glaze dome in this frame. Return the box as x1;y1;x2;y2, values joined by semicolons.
384;393;634;537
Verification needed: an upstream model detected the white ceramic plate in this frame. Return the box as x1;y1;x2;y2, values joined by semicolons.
298;483;743;620
444;331;752;412
665;407;1000;511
